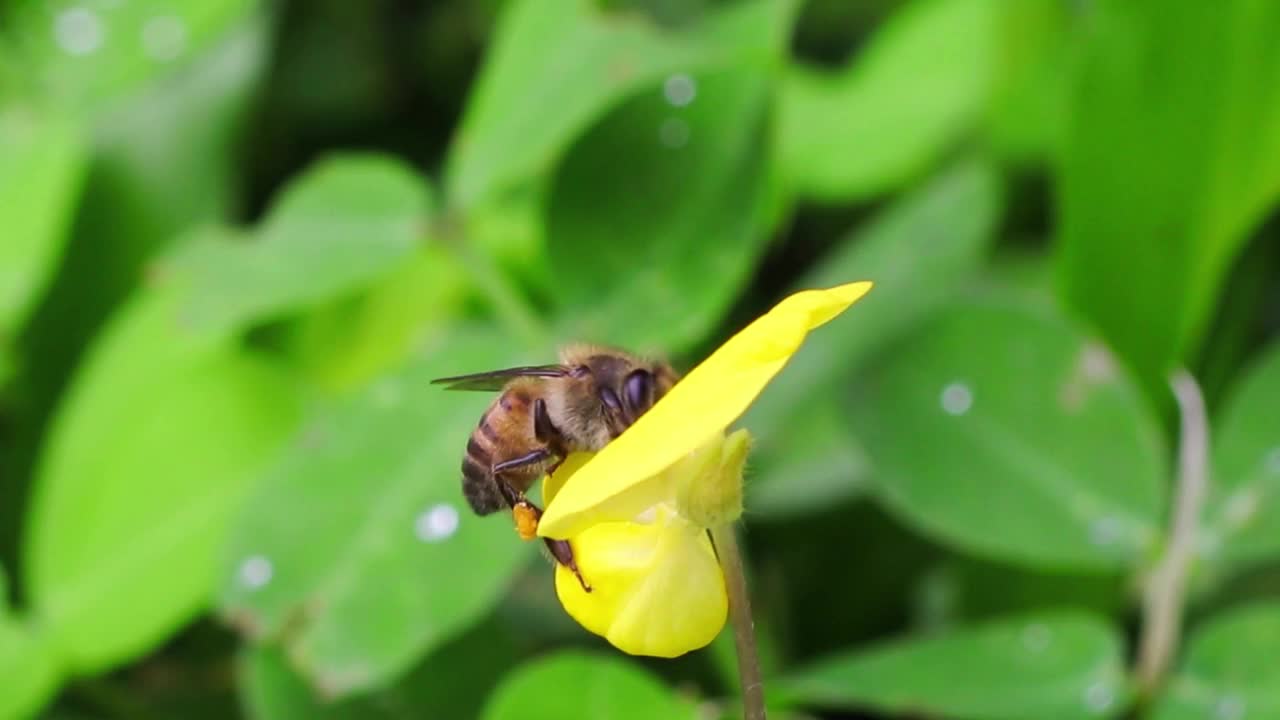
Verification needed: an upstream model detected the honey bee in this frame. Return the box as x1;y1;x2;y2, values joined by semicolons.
432;345;679;591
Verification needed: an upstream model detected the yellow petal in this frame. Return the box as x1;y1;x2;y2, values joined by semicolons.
539;281;872;538
542;451;592;506
542;435;724;534
555;511;727;657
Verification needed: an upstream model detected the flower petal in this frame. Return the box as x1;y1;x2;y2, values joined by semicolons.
539;281;872;538
554;512;727;657
542;436;725;534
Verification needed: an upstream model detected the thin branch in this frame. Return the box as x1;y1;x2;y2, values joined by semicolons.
1136;369;1210;694
711;523;766;720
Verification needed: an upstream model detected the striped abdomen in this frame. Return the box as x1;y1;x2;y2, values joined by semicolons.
460;388;541;515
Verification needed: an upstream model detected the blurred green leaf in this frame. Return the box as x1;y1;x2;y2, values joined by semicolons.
0;568;60;720
241;647;386;720
0;105;86;343
286;244;473;393
745;160;1001;516
24;286;302;672
779;0;994;203
749;160;1001;435
4;0;257;115
1201;340;1280;569
480;651;699;720
985;0;1071;163
1150;603;1280;720
241;616;522;720
1056;0;1280;390
780;611;1129;720
0;620;58;720
445;0;794;209
747;400;871;517
220;330;540;697
909;559;1127;632
850;297;1167;570
17;17;268;452
547;70;772;352
986;247;1056;300
161;153;431;336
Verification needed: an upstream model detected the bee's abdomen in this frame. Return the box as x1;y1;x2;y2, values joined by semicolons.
461;424;501;515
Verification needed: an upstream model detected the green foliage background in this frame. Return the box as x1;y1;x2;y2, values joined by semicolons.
2;0;1279;718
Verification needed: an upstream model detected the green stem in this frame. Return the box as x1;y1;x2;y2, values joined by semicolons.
1136;370;1209;695
711;522;766;720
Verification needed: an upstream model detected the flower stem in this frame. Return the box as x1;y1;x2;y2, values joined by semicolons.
711;523;766;720
1136;370;1209;695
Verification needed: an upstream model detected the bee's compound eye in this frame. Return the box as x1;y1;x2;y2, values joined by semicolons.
624;370;651;411
599;386;622;411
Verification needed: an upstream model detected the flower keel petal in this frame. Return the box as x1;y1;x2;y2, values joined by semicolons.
555;516;727;657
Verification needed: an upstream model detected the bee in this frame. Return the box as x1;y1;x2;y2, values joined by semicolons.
432;345;679;592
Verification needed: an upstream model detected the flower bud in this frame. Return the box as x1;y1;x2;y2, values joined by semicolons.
677;429;752;528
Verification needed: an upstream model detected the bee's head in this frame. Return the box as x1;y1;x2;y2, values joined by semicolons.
555;347;680;448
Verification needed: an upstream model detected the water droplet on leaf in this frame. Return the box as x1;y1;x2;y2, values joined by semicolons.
1214;694;1245;720
1083;682;1115;714
659;118;689;148
1224;488;1259;528
238;555;273;590
939;382;973;416
663;74;696;107
141;15;187;62
415;503;459;542
55;7;104;56
1266;447;1280;476
1089;515;1122;546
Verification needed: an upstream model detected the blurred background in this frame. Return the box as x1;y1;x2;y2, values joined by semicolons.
3;0;1280;718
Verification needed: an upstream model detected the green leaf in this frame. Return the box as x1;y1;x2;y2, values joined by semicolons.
0;619;59;720
241;646;387;720
161;154;431;336
746;400;871;518
445;0;794;209
0;105;86;342
0;568;60;720
1151;603;1280;720
16;16;269;447
547;69;773;352
909;558;1128;632
779;0;995;203
241;617;522;720
1056;0;1280;390
849;297;1167;570
285;244;473;394
4;0;256;116
744;161;1001;516
1201;340;1280;568
748;160;1001;436
780;611;1129;720
23;288;303;672
985;0;1072;163
219;330;540;697
481;651;699;720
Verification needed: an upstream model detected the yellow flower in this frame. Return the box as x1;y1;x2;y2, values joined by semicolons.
539;281;873;657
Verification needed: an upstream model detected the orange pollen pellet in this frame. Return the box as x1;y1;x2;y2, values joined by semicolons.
513;503;539;541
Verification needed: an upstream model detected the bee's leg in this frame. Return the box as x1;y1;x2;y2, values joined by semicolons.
492;447;591;593
533;398;571;477
493;449;551;507
546;538;592;593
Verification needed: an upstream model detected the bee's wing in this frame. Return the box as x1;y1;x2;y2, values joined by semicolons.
430;365;569;392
